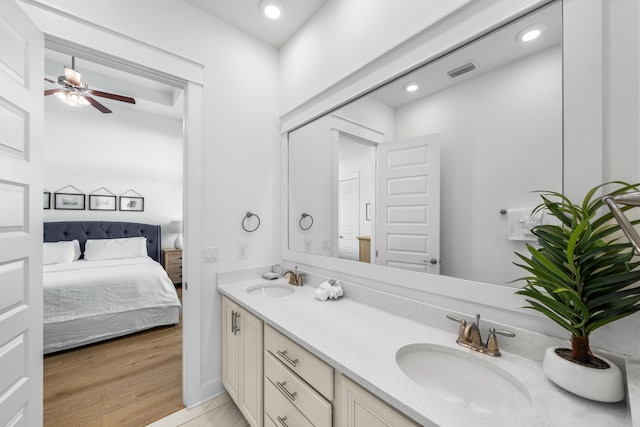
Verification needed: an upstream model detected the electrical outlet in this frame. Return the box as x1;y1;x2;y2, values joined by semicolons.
238;245;248;259
322;240;331;250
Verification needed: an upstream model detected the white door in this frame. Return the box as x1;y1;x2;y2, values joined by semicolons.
376;135;440;273
338;174;360;261
0;1;44;426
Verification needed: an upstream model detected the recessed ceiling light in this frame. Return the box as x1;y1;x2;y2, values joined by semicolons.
518;25;545;42
404;82;420;93
260;0;284;20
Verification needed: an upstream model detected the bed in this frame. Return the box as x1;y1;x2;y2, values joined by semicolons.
43;221;182;354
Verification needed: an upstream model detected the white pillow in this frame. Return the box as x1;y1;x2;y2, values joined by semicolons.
84;237;148;261
43;241;76;265
71;239;81;261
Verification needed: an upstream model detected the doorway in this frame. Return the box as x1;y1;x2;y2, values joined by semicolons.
39;34;200;416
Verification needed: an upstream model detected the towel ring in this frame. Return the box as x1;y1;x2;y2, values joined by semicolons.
242;211;261;232
299;212;314;230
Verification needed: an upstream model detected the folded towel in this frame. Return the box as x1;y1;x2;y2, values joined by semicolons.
507;207;542;241
315;279;344;301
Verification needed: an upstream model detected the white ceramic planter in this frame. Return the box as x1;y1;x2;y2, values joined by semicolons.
542;347;624;403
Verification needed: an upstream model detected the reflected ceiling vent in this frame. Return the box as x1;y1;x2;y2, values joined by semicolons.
447;62;477;78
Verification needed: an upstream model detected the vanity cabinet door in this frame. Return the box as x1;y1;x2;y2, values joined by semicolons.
221;296;263;427
222;296;240;403
334;373;419;427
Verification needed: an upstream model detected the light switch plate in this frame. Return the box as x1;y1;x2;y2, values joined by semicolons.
203;247;218;262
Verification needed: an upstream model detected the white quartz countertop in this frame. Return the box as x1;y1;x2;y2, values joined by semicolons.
218;278;631;426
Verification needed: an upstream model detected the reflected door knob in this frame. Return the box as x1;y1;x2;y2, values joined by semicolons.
425;258;438;264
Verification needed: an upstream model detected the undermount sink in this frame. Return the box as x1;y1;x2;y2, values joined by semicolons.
246;283;294;298
396;343;532;415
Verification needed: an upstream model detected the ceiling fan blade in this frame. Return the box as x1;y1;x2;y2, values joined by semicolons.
44;77;57;84
85;96;112;114
89;90;136;104
64;66;82;86
44;89;63;96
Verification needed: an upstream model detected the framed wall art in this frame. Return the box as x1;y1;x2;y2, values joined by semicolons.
43;191;51;210
54;185;85;210
89;187;117;211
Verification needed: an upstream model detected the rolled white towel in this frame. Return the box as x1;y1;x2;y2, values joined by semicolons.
315;280;344;301
315;285;330;301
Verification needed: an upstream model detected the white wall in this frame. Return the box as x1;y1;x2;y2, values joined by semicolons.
395;45;562;284
288;116;334;255
43;98;183;248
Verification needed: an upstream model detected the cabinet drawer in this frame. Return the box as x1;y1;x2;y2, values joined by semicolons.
165;251;182;262
265;374;315;427
168;271;182;283
265;351;332;427
265;325;333;400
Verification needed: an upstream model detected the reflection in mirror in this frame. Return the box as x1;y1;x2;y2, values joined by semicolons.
288;2;562;286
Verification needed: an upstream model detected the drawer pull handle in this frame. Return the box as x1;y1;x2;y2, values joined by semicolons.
275;381;297;402
276;350;299;367
276;416;289;427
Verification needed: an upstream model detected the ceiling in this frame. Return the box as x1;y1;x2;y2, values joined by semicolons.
370;3;561;109
182;0;328;47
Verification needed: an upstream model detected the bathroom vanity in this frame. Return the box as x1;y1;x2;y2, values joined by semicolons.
218;271;633;427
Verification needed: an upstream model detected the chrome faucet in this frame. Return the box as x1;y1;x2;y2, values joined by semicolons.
446;313;515;357
282;266;305;286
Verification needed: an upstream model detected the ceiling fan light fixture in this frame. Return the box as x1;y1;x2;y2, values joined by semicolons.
54;90;89;107
260;0;284;19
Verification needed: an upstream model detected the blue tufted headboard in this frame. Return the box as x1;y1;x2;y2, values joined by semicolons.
43;221;162;263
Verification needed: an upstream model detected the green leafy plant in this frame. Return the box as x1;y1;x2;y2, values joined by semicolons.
514;181;640;365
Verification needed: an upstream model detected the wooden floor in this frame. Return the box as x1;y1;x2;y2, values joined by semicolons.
44;288;184;427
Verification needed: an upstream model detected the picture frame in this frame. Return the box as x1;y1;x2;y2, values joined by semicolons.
89;194;117;211
55;192;85;210
119;196;144;212
43;191;51;210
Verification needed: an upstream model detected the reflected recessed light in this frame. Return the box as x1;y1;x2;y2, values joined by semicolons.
518;25;545;42
260;0;284;19
404;82;420;93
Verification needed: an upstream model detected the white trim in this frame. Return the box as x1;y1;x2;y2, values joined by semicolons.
330;115;385;144
18;1;204;85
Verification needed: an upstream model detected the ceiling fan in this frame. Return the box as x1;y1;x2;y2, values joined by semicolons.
44;57;136;114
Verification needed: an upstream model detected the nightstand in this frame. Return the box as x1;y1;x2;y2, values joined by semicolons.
162;248;182;285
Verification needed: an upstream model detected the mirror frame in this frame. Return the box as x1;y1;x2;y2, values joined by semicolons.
280;0;603;316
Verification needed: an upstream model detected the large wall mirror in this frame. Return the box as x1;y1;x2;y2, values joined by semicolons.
288;2;561;287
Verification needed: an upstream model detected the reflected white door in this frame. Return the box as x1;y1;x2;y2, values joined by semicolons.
338;174;359;261
376;135;440;273
0;1;44;425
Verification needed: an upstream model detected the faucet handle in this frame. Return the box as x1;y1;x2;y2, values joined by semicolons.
446;314;467;342
446;314;464;323
486;327;515;356
491;328;515;338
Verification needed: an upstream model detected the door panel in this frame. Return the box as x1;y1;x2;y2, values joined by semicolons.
377;135;440;274
0;2;44;425
338;176;360;261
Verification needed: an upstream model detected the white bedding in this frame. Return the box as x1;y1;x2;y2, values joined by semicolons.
43;256;181;325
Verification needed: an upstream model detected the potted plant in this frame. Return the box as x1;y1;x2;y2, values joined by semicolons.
514;181;640;402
